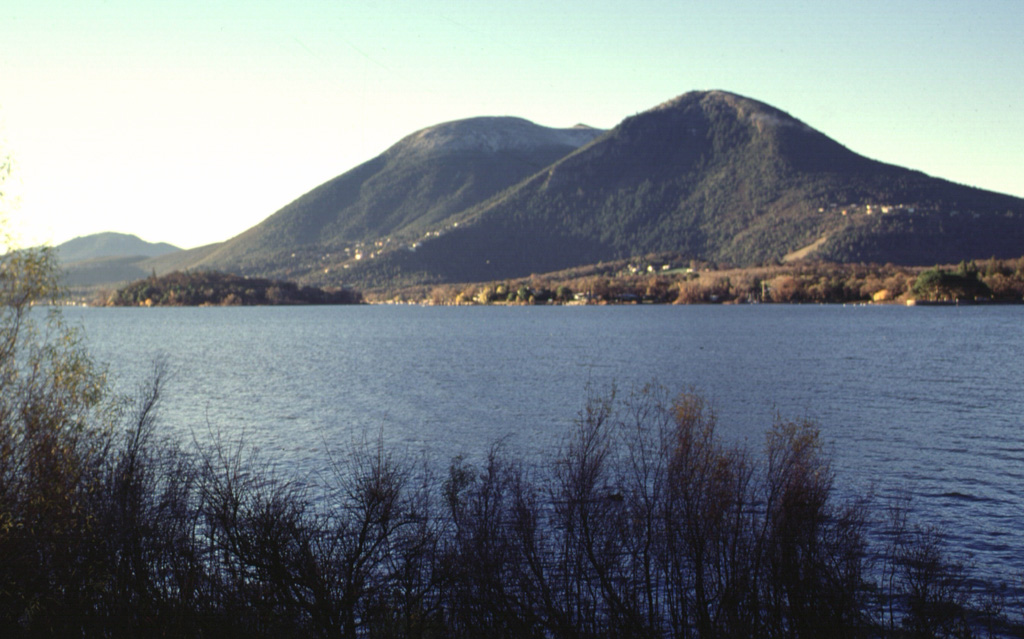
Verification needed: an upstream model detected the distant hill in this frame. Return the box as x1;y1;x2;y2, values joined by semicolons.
61;255;153;289
53;232;182;290
55;232;180;263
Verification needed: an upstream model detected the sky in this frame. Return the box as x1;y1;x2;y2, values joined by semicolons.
2;0;1022;250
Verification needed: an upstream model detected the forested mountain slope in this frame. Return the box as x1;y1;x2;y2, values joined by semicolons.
339;91;1024;288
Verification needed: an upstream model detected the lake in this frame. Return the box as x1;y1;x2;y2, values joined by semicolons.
66;303;1024;584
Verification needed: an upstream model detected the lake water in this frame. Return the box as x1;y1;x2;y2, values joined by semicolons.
66;304;1024;584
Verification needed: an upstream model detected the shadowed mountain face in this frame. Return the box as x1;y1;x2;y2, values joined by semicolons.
82;91;1024;291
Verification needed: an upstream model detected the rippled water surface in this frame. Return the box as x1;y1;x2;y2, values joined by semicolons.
68;304;1024;582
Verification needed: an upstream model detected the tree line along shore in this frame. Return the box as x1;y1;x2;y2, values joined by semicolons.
77;256;1024;308
367;256;1024;306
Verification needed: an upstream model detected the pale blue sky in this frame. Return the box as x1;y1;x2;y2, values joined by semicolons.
2;0;1022;249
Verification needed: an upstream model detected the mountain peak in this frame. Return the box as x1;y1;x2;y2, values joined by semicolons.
647;90;812;133
387;116;604;159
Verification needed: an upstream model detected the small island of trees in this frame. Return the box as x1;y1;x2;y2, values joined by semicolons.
104;270;363;307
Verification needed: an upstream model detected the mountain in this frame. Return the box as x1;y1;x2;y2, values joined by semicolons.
54;232;180;263
184;117;604;279
52;232;181;289
71;92;1024;292
332;90;1024;288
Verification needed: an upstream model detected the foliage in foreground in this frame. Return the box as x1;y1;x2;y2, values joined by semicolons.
1;247;1021;637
